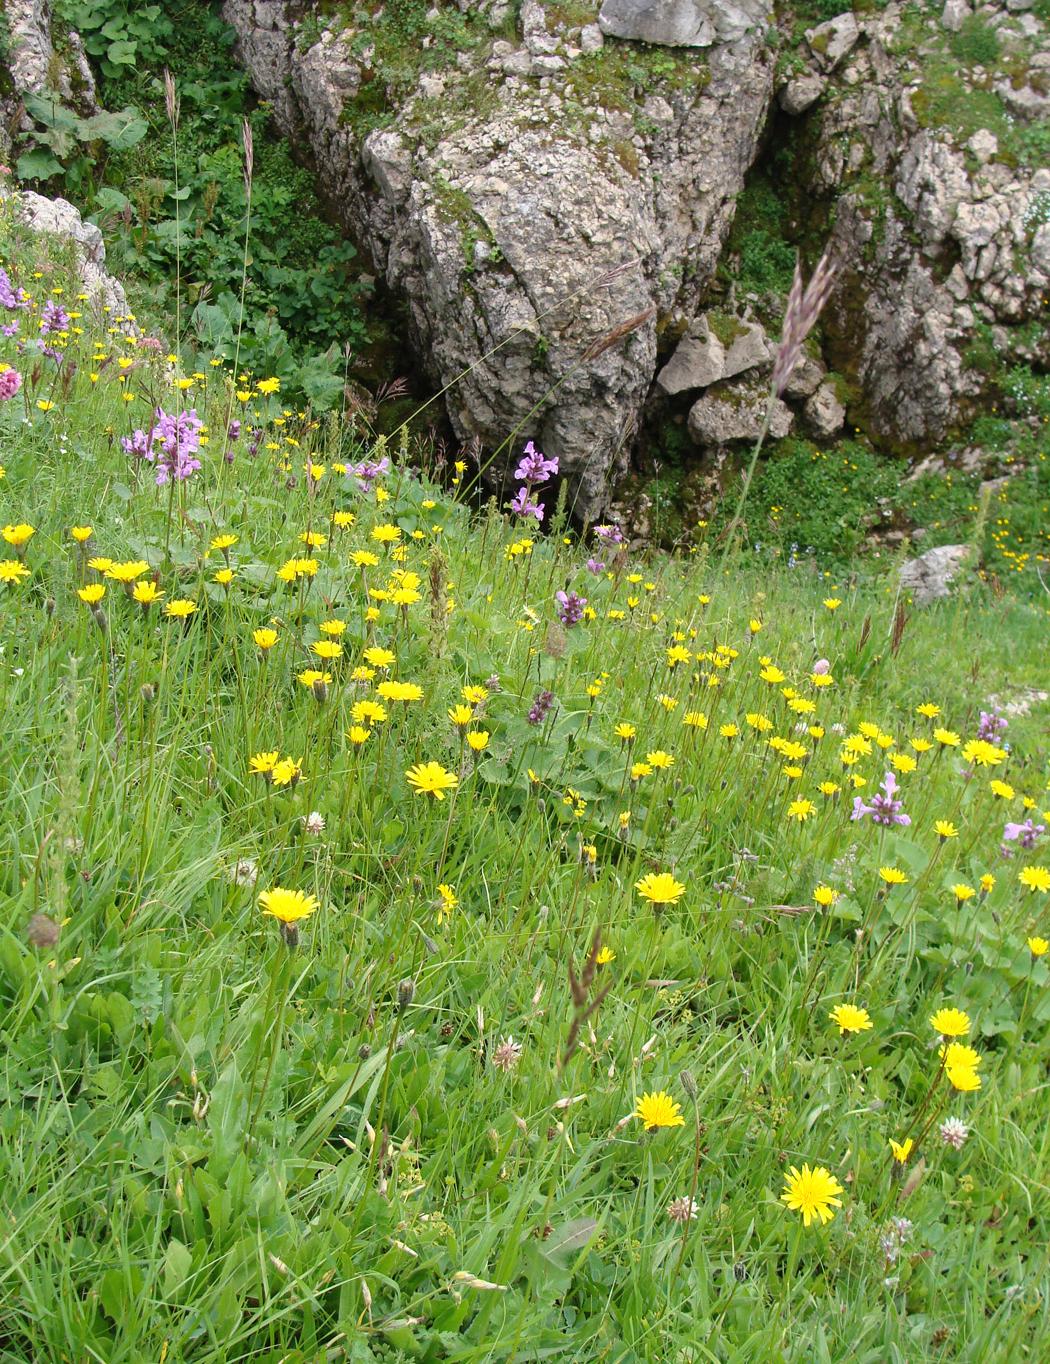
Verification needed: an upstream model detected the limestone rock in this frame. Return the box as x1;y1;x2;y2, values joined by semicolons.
899;544;971;605
722;319;771;379
782;351;826;400
222;0;776;519
940;0;972;31
16;192;129;315
687;383;791;444
803;381;846;438
657;319;725;394
597;0;771;48
805;14;861;72
778;74;825;115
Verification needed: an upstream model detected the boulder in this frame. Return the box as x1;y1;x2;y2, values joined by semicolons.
597;0;771;47
222;0;777;519
803;380;846;438
778;74;825;115
899;544;971;605
687;382;792;444
805;14;861;72
16;192;130;316
940;0;971;32
657;319;725;394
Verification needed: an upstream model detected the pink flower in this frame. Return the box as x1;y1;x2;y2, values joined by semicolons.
0;368;22;400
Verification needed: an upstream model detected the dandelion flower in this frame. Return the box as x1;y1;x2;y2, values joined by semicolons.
1027;937;1048;956
259;887;319;923
635;872;686;905
633;1090;685;1130
1019;866;1050;893
828;1003;872;1035
77;584;105;604
889;1138;914;1163
406;761;458;800
814;885;839;908
879;866;908;887
930;1007;970;1038
780;1164;844;1228
0;560;30;585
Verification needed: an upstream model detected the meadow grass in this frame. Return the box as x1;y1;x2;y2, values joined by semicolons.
1;188;1050;1364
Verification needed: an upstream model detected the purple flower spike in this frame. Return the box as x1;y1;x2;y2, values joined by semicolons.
555;589;586;628
851;771;911;828
977;710;1008;742
509;486;544;521
514;440;559;485
1003;819;1044;850
527;689;556;725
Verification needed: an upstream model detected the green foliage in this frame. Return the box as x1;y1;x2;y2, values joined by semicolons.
4;218;1050;1362
722;176;797;298
32;0;374;408
949;15;1001;67
58;0;174;77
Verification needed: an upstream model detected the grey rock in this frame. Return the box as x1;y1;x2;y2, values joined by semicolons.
803;380;846;437
940;0;972;31
899;544;971;604
779;74;826;115
17;192;129;316
782;351;826;399
657;319;725;394
722;319;772;379
222;0;776;519
598;0;770;47
687;383;792;444
805;14;861;72
580;24;605;53
966;128;998;163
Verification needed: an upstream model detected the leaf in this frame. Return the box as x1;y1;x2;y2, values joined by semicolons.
162;1239;193;1297
16;149;65;182
80;107;148;151
207;1057;247;1180
106;39;139;66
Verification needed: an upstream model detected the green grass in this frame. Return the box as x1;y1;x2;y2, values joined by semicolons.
3;189;1050;1363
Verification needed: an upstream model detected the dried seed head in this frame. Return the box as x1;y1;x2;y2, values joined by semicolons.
27;913;60;949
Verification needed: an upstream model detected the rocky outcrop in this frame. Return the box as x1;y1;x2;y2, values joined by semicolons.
776;1;1049;450
598;0;772;47
16;192;130;315
221;0;776;519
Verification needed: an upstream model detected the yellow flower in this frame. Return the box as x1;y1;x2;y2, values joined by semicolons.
165;599;197;618
917;703;941;718
719;723;738;739
828;1003;872;1035
351;700;387;725
614;722;637;742
786;798;817;821
683;711;708;729
933;728;960;747
77;584;105;604
780;1164;844;1228
319;619;346;636
952;883;976;903
377;680;424;702
945;1061;981;1092
254;628;279;650
0;560;30;585
823;597;841;609
889;1138;914;1163
980;873;995;894
814;885;839;908
259;886;318;923
210;533;238;551
818;781;840;796
70;525;94;543
596;945;615;965
635;871;686;905
271;757;302;787
312;639;343;660
2;523;34;548
989;780;1015;800
930;1007;970;1038
298;669;332;689
132;581;163;606
1019;866;1050;893
371;523;402;544
449;704;473;727
346;725;370;745
249;750;279;776
107;560;150;584
1027;937;1048;956
213;568;234;585
406;760;459;800
630;762;652;781
890;753;917;774
645;749;674;769
256;376;281;394
934;820;958;840
462;684;489;705
633;1090;685;1130
466;730;489;752
351;550;379;568
879;866;908;887
962;739;1006;767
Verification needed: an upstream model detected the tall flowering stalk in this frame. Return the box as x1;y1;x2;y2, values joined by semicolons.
721;246;838;559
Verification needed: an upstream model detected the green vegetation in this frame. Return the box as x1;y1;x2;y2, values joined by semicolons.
949;16;1001;68
721;177;798;299
4;205;1050;1363
14;0;375;407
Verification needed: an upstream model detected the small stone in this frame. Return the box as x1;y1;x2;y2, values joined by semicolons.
966;128;998;163
781;351;826;399
722;320;772;379
657;319;725;394
687;384;792;444
805;13;860;71
580;23;604;52
533;54;566;74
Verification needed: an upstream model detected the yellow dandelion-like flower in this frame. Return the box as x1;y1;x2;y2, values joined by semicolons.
633;1090;685;1130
